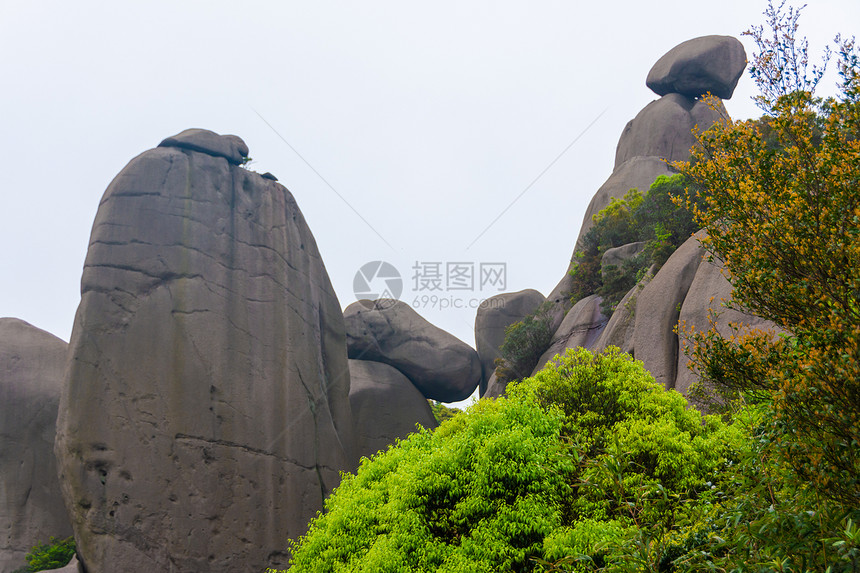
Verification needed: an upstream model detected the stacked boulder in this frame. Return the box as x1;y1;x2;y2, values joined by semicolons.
0;318;73;572
485;36;761;398
344;299;482;460
54;129;356;573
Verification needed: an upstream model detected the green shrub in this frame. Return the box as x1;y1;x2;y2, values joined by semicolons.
427;400;460;424
493;301;553;385
569;174;701;315
288;347;738;572
13;536;76;573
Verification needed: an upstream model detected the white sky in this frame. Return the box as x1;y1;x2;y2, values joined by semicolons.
1;1;856;406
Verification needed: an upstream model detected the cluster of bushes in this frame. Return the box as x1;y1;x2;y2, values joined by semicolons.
569;173;702;315
288;348;742;572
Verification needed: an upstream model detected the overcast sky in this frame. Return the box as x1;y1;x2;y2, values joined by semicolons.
1;1;856;405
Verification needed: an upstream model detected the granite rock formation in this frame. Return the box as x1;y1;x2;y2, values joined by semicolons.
474;289;545;395
0;318;72;573
497;36;770;398
646;35;747;99
54;129;355;573
344;300;481;402
348;359;437;461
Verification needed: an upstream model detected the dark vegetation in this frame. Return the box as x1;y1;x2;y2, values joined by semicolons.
288;3;860;571
12;536;75;573
570;174;703;316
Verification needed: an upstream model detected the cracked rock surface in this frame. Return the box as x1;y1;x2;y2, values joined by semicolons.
0;318;72;573
55;130;355;573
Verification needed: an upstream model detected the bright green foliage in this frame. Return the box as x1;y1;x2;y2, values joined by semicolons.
493;301;553;386
290;396;574;572
288;348;737;572
427;400;460;424
12;536;75;573
569;174;701;314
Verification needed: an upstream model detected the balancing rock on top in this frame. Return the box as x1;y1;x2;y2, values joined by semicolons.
344;300;481;402
55;129;355;573
646;35;746;100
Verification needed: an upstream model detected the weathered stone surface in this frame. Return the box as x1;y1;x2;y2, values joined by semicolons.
0;318;72;573
601;241;646;279
633;233;704;389
158;128;249;165
349;360;437;461
574;157;675;253
646;35;746;99
676;255;778;396
344;300;481;402
484;372;504;399
592;267;655;356
533;295;608;373
614;94;728;169
474;289;545;396
42;555;82;572
55;131;354;573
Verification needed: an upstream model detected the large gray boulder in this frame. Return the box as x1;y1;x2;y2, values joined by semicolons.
601;241;646;280
0;318;72;573
533;295;607;373
632;233;704;389
344;300;481;402
474;289;545;396
614;93;728;169
54;130;355;573
646;35;746;99
349;360;437;461
592;267;655;356
675;256;778;396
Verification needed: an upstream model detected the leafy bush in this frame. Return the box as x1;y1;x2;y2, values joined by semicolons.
12;536;76;573
677;0;860;508
569;174;701;315
427;400;460;424
288;347;737;572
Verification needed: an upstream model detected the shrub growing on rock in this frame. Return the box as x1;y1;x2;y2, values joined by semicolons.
569;174;701;314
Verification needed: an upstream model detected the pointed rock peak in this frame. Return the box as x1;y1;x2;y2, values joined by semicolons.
158;128;250;165
646;35;746;100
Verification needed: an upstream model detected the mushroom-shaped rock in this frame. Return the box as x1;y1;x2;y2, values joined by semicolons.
344;300;481;402
0;318;72;573
632;233;705;389
474;289;545;396
614;93;728;169
158;128;249;165
676;255;778;396
55;130;355;573
646;35;747;99
349;360;437;461
533;295;608;374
